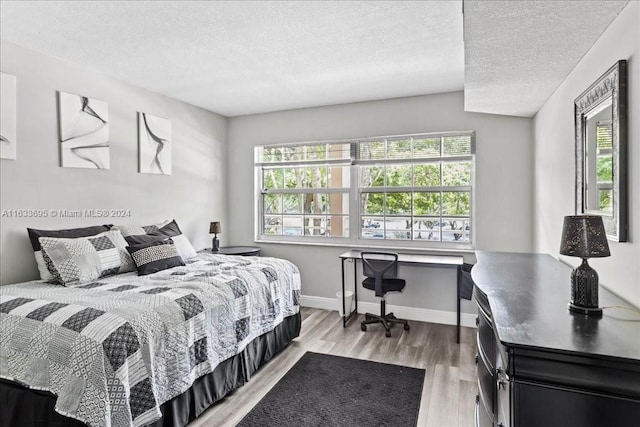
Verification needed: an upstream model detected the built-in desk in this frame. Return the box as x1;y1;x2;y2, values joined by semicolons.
339;250;464;342
472;251;640;427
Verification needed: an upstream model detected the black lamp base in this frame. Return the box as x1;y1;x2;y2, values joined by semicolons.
568;303;603;318
212;236;220;251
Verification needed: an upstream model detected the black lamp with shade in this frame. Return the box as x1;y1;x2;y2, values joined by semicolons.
559;215;610;317
209;221;221;251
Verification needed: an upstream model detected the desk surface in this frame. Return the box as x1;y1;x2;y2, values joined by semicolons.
339;250;463;266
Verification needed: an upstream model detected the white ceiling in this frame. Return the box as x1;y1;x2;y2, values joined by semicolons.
463;0;629;117
0;1;630;118
0;0;464;117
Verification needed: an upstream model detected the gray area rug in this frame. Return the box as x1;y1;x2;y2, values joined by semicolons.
238;351;425;427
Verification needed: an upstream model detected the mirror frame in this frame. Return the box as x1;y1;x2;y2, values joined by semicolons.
574;60;628;242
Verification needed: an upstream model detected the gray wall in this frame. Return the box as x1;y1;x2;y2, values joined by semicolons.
227;92;534;318
534;2;640;306
0;41;228;285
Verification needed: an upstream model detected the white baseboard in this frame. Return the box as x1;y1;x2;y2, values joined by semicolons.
300;294;477;328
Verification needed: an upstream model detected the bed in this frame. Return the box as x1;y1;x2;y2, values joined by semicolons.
0;252;302;427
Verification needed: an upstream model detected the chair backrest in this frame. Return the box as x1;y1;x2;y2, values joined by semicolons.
361;252;399;280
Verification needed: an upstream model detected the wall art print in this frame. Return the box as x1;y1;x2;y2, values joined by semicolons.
0;72;17;160
58;91;109;169
138;112;171;175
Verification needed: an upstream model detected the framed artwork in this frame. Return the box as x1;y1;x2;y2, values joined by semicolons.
58;91;109;169
0;72;17;160
138;112;171;175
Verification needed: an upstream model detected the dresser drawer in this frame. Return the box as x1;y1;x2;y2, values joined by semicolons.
476;394;493;427
477;303;496;370
477;345;495;420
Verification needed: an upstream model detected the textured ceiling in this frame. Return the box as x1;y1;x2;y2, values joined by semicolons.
463;0;629;117
0;1;464;117
0;1;631;118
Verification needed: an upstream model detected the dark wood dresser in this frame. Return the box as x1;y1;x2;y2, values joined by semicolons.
471;251;640;427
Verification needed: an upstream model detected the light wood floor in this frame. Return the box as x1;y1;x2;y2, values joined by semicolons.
189;307;478;427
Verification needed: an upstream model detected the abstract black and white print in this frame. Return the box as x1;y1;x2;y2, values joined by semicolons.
58;91;109;169
0;72;17;160
138;112;171;175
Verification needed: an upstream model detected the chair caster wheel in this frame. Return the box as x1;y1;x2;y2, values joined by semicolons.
404;323;410;331
361;324;367;331
385;330;391;338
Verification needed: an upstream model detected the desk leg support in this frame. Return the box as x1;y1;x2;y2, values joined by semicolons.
456;265;462;344
341;258;347;328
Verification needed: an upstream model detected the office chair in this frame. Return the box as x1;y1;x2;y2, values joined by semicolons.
360;252;410;337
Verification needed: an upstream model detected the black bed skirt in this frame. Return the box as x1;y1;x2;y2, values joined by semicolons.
0;313;301;427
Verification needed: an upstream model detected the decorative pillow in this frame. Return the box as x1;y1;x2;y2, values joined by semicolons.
126;239;185;276
27;225;112;281
115;219;197;261
39;230;134;286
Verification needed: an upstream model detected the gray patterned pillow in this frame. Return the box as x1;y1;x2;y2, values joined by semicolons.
126;239;185;276
114;219;197;261
39;230;134;286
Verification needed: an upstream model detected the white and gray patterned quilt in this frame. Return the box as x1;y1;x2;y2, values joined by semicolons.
0;253;301;427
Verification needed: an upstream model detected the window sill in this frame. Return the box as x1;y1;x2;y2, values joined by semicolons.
254;238;476;256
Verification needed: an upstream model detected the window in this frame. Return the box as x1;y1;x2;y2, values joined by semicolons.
594;120;613;212
256;142;352;239
255;131;475;248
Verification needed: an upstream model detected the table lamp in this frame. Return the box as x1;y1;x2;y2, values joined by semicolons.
209;221;221;251
559;215;610;317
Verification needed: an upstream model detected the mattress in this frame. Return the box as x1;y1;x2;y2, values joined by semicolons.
0;253;301;427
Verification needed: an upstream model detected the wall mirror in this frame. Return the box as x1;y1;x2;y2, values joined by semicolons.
575;60;628;242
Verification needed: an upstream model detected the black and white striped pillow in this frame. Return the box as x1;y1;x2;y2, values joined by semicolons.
126;239;185;276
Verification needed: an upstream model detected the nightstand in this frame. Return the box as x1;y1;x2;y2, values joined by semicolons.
199;246;261;256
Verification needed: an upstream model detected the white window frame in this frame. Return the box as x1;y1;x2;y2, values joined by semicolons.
254;131;475;251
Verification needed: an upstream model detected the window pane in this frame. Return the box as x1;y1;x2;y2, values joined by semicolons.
413;192;441;216
263;216;282;235
412;219;441;241
442;161;471;186
387;139;412;160
328;166;350;188
283;216;303;236
443;135;472;156
597;155;613;182
304;167;327;188
327;215;349;238
386;192;411;215
283;194;302;213
263;168;284;189
442;192;470;216
385;218;411;240
362;193;384;215
360;165;384;187
281;145;304;162
304;215;326;236
599;189;613;212
359;141;385;160
306;144;327;161
361;217;384;239
441;218;469;242
284;168;298;189
414;164;440;187
413;138;441;158
328;193;349;215
263;194;281;214
386;164;412;187
262;147;282;163
303;193;327;214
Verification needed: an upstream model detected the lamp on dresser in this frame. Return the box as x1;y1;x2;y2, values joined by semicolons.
209;221;221;251
559;215;610;317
